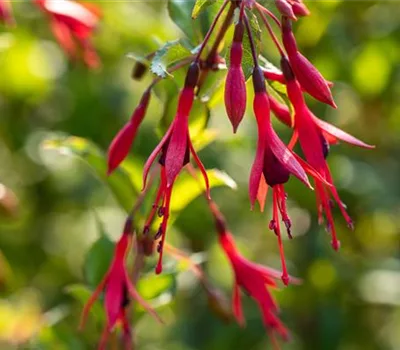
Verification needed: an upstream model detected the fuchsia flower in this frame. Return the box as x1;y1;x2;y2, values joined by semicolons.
80;218;162;350
35;0;101;68
141;63;210;274
281;56;374;250
107;90;151;175
249;66;327;283
210;201;291;343
281;17;335;108
225;20;247;133
0;0;14;26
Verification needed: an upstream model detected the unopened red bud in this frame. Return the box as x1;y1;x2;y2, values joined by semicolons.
288;52;336;107
281;19;336;107
275;0;297;20
225;65;246;133
107;90;151;175
281;18;297;55
224;22;247;133
291;2;310;17
107;122;137;175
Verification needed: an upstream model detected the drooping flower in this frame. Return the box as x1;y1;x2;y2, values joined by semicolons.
141;63;210;274
35;0;101;68
107;90;151;175
0;0;14;26
80;218;162;349
225;20;247;133
209;201;292;343
281;17;335;107
249;66;318;283
281;56;374;250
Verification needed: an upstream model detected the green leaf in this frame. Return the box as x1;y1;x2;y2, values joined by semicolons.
42;135;137;212
243;13;262;79
168;0;200;42
83;219;114;288
137;272;176;300
167;0;221;45
151;40;192;78
170;169;237;213
192;0;216;19
192;129;219;152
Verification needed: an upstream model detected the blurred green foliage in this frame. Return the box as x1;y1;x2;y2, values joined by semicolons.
1;1;400;349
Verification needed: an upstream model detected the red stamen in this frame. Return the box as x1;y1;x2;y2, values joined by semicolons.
276;185;292;239
143;167;167;232
315;181;340;251
325;169;354;229
155;186;172;274
189;138;211;200
272;188;289;285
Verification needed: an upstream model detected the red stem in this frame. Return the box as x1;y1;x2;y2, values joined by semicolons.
256;5;285;57
195;0;230;62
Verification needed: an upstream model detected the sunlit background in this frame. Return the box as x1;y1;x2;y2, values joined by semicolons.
1;1;400;349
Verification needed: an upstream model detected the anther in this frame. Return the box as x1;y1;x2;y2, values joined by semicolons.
281;274;290;286
158;207;165;217
347;219;355;231
154;227;163;240
284;220;293;239
269;220;277;232
331;239;341;251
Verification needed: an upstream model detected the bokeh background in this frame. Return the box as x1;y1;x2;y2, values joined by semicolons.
1;1;400;349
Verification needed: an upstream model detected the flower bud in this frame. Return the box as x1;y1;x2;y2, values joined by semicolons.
107;90;151;175
291;1;310;17
275;0;296;20
225;22;246;133
288;52;336;108
281;18;336;107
